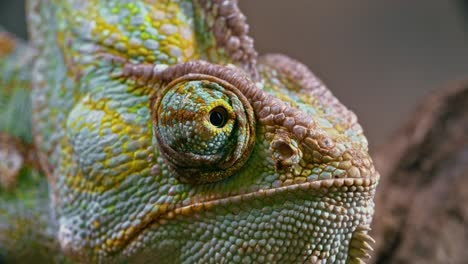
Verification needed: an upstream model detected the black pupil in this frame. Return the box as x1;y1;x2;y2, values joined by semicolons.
209;107;227;127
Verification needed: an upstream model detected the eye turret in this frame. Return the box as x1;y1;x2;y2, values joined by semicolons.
152;74;255;184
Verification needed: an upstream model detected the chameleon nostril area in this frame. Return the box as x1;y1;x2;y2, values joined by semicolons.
270;131;302;171
272;140;294;159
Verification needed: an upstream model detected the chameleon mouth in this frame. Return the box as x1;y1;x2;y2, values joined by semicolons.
117;173;379;258
161;175;378;217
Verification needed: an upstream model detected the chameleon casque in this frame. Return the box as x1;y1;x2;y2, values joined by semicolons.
0;0;379;263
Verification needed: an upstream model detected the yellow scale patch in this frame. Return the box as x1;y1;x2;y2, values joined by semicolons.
84;1;198;63
63;96;152;194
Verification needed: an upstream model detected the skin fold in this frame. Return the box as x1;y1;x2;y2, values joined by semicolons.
0;0;379;263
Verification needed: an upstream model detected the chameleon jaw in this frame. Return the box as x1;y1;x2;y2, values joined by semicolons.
153;175;379;222
115;173;379;262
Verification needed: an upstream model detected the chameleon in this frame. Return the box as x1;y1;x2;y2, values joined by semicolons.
0;0;379;263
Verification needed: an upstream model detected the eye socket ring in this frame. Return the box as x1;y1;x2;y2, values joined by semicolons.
152;73;256;184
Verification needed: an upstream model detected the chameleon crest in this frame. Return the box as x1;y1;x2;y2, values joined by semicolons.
0;0;379;263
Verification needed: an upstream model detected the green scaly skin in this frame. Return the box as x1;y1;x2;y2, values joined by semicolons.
0;1;379;263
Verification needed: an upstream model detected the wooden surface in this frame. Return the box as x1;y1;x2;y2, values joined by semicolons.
371;81;468;263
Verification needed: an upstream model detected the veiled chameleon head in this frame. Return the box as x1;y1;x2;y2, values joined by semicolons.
29;0;378;263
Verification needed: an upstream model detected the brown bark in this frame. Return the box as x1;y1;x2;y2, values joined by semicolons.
371;80;468;263
0;30;16;57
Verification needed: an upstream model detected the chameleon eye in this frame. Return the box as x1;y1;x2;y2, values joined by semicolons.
209;106;228;128
152;74;255;184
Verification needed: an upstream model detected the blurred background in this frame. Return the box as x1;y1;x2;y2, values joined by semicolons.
1;0;468;149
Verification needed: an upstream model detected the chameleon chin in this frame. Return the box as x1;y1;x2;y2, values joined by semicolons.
0;0;378;263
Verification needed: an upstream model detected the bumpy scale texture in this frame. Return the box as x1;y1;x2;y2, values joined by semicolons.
0;0;379;263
